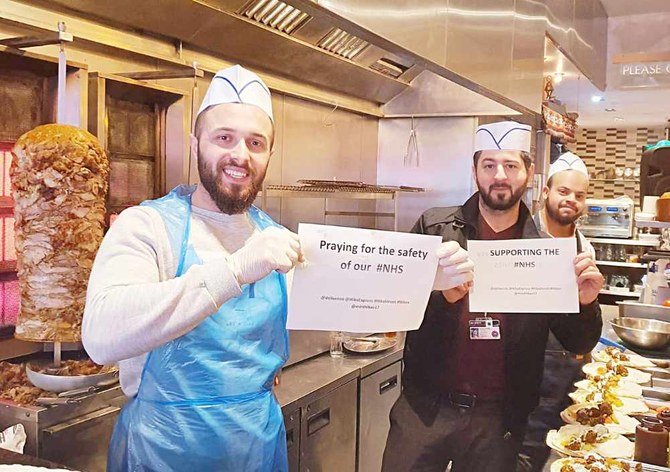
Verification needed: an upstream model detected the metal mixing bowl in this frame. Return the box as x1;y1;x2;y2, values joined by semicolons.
610;317;670;350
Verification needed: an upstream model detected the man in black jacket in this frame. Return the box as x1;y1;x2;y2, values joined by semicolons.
382;121;603;472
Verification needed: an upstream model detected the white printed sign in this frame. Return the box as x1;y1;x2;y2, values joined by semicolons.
468;238;579;313
288;224;441;332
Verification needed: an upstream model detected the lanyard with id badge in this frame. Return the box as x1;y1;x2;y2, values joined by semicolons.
469;314;500;340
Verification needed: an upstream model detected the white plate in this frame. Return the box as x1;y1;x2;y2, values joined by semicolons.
567;389;649;414
550;457;638;472
546;424;634;459
592;348;655;368
573;379;643;398
582;362;651;384
560;403;639;435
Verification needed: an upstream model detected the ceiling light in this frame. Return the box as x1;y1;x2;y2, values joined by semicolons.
591;95;605;103
605;108;616;112
614;116;624;121
552;72;564;83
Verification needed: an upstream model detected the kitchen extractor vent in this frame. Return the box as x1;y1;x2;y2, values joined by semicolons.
238;0;312;35
317;28;369;60
370;58;409;78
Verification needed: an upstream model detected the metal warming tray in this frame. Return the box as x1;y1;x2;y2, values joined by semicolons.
0;385;126;472
618;301;670;322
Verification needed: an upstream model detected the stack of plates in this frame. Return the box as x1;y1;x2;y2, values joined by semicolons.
635;212;656;222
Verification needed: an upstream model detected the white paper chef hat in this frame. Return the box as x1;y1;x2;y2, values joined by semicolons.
197;65;273;121
474;121;531;153
548;151;589;180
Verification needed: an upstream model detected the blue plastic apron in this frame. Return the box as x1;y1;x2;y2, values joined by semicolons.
107;185;289;472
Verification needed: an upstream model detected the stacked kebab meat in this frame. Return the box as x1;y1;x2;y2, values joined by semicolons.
11;124;109;342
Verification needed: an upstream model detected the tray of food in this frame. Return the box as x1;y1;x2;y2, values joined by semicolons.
343;336;397;354
26;359;117;393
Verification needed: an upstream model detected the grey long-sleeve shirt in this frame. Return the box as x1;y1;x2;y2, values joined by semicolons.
82;204;257;397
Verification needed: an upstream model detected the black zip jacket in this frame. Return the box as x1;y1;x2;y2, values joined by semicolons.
402;193;602;432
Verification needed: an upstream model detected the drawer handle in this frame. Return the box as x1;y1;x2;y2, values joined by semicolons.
307;407;330;436
43;406;121;435
379;375;398;395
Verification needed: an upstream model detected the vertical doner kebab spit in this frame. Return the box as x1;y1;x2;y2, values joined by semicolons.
11;124;109;343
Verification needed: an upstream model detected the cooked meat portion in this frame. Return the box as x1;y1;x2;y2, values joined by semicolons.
11;124;109;342
0;361;51;406
38;359;108;376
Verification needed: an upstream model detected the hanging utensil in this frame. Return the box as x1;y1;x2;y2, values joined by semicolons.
404;116;419;167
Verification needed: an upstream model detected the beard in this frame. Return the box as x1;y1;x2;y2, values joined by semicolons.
477;179;527;211
197;147;265;215
545;199;581;226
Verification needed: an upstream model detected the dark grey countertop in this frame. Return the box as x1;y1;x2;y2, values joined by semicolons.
276;335;404;412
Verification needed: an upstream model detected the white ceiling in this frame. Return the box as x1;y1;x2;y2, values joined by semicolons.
600;0;670;17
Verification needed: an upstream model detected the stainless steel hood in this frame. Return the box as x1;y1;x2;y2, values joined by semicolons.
27;0;416;103
17;0;529;116
383;70;518;118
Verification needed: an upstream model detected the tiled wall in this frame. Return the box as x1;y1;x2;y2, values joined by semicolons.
575;127;666;202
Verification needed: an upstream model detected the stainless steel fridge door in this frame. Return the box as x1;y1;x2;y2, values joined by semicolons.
284;407;301;472
358;361;402;472
300;379;357;472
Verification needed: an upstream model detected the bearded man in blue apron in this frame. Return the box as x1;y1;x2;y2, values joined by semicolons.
82;65;301;471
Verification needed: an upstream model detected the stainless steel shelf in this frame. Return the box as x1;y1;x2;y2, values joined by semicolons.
595;260;647;268
635;220;670;229
261;186;404;231
261;189;396;200
587;237;659;247
590;179;637;182
599;289;640;298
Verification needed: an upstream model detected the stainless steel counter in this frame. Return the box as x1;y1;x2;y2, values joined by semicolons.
275;335;404;412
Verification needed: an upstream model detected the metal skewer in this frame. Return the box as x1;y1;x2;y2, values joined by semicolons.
53;341;61;368
56;22;67;124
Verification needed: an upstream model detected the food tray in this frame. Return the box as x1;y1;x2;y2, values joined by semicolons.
343;337;397;354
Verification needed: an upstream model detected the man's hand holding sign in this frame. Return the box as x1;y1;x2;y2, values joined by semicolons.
574;252;604;305
433;241;475;304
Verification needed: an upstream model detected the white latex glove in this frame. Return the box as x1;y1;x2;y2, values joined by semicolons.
432;241;474;291
227;227;302;286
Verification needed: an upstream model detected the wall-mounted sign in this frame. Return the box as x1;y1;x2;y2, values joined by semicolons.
621;63;670;76
617;61;670;88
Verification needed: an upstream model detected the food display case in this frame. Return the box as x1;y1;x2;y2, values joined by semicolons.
87;72;189;214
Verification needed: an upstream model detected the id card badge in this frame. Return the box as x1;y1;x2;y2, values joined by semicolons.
469;315;501;340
